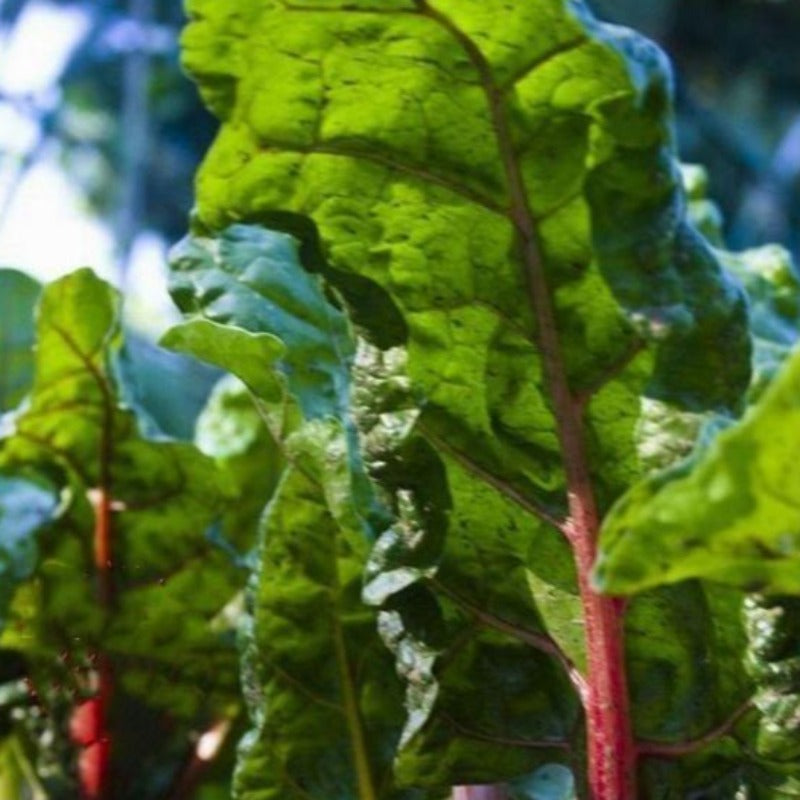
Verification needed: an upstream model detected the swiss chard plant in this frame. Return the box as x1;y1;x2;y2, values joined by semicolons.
2;1;800;799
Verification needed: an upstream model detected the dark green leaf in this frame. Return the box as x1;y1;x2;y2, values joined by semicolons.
745;596;800;763
179;0;767;794
0;269;243;798
164;227;418;799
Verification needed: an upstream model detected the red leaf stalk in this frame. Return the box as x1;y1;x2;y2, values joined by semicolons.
568;511;635;799
74;487;115;800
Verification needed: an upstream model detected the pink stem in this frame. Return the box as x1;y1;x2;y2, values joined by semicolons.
569;517;636;799
391;8;638;795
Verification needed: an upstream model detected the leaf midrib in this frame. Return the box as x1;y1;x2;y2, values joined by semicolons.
413;0;596;533
330;551;378;800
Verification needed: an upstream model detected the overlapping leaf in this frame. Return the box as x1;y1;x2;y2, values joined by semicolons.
179;1;767;795
358;333;760;795
746;596;800;766
595;182;800;794
0;269;243;798
596;232;800;596
596;343;800;596
164;225;422;800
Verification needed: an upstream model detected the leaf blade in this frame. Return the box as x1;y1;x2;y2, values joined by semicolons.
164;227;420;799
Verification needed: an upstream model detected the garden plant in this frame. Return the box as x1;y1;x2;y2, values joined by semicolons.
1;1;800;799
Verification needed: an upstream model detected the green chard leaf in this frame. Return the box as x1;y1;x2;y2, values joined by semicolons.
164;225;422;800
0;269;41;412
177;0;776;796
0;269;243;799
745;595;800;763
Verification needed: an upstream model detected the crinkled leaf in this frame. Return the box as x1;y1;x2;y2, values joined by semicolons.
184;0;750;413
180;0;765;794
597;224;800;597
0;269;40;412
596;172;800;794
235;420;417;800
169;224;355;421
745;596;800;764
0;269;243;797
359;345;756;793
164;227;419;799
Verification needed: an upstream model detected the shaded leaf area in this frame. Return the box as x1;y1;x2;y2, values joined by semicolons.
624;164;746;481
122;335;222;442
0;270;244;799
359;344;584;784
164;226;426;800
0;269;40;412
359;341;761;795
633;589;800;798
746;597;800;763
179;0;771;794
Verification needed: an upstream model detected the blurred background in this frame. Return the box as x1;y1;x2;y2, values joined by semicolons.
1;0;799;431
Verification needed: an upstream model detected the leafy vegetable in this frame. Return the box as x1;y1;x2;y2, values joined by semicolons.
164;225;417;800
0;269;244;799
0;474;59;625
177;0;775;797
